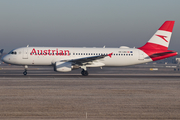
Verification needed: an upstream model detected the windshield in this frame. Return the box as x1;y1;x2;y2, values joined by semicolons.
8;50;17;55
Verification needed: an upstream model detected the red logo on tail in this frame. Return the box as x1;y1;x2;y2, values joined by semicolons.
156;35;168;42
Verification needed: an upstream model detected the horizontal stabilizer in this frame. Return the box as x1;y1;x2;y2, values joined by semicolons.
149;51;176;58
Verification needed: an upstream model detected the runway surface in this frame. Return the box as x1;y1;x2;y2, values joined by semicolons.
0;65;180;119
0;65;180;78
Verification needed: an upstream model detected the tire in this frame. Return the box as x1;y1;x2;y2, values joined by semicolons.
83;71;88;76
81;70;88;76
23;71;27;75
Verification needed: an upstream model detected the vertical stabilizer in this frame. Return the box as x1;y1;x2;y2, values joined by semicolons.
138;21;177;61
139;21;175;50
0;49;4;57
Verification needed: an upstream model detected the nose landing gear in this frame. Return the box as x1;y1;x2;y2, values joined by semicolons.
23;70;27;75
23;65;28;75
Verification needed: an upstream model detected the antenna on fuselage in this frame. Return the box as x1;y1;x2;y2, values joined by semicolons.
27;45;29;47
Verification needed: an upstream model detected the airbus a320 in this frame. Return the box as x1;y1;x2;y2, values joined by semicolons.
1;21;178;76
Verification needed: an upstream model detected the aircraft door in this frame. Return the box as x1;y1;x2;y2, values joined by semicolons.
138;50;144;60
23;49;28;59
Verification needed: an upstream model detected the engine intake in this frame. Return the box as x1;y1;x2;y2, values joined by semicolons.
54;62;72;72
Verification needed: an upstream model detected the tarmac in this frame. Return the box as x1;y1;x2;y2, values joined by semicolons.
0;65;180;120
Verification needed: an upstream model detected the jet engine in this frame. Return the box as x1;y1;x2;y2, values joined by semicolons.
54;61;72;72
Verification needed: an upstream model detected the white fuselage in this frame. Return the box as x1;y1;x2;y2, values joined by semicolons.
2;47;152;67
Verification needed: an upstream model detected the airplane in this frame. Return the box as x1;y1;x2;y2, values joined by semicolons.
1;21;178;76
0;49;4;57
0;49;4;64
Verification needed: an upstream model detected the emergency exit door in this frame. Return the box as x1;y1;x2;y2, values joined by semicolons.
23;49;28;59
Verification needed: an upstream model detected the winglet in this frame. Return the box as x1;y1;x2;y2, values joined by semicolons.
108;53;113;58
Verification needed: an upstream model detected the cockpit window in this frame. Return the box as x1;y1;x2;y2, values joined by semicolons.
8;51;17;55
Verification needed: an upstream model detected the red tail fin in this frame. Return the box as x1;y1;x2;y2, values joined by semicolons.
139;21;175;50
138;21;177;61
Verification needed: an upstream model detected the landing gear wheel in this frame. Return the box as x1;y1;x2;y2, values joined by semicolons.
23;65;28;75
23;71;27;75
81;69;88;76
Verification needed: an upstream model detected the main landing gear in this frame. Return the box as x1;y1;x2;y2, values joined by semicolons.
81;66;88;76
81;69;88;76
23;65;28;75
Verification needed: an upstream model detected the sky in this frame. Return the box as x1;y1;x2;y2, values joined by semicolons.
0;0;180;53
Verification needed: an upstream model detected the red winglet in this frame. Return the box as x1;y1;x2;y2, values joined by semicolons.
108;53;113;58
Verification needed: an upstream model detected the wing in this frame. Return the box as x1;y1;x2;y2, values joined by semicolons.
61;53;113;65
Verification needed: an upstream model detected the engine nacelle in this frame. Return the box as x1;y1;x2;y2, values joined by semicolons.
54;62;72;72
